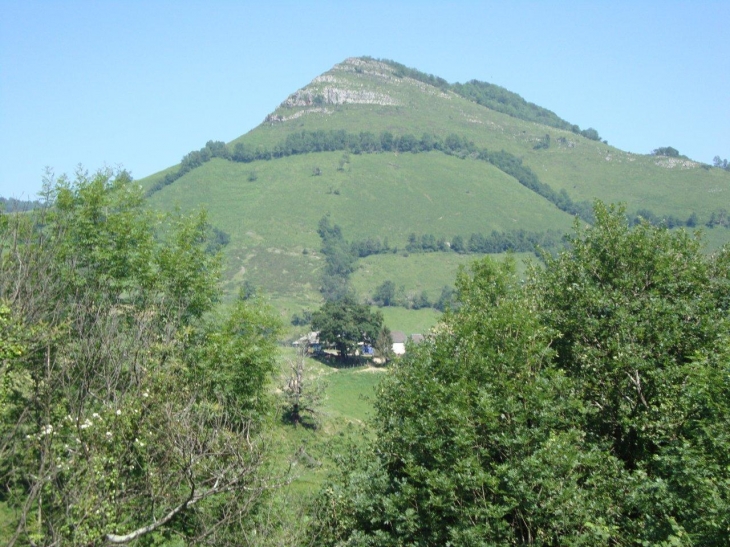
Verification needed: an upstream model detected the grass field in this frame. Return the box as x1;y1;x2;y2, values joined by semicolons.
271;348;386;499
148;148;573;310
351;251;535;302
378;306;441;335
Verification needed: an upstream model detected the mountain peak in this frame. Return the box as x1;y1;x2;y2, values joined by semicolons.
265;57;451;124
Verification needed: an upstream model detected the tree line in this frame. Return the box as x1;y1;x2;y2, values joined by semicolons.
370;280;456;312
628;208;729;230
405;228;565;255
315;214;560;307
0;196;42;212
146;129;596;223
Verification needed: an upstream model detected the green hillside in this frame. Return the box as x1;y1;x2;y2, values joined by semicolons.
142;56;730;320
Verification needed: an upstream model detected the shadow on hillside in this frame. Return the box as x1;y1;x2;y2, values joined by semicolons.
310;352;383;370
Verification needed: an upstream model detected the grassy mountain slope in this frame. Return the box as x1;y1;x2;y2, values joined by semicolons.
153;153;573;248
149;150;571;323
142;57;730;321
227;57;728;219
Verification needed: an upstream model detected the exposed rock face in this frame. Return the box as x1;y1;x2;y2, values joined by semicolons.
336;57;400;79
654;157;700;169
276;57;402;111
265;108;332;123
265;56;455;124
282;86;398;108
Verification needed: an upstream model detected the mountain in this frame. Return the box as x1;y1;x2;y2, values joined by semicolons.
141;57;730;324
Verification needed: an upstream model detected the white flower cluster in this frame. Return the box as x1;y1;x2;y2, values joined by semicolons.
79;412;104;429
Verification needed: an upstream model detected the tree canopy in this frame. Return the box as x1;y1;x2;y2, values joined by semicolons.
652;146;681;157
311;298;384;360
0;169;281;546
312;203;730;546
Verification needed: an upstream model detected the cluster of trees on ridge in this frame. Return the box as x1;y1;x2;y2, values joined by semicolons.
405;229;564;255
310;203;730;545
714;155;730;171
651;146;683;158
315;208;725;318
4;175;730;545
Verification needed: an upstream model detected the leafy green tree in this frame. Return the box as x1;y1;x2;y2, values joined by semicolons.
419;132;436;151
373;326;394;363
713;155;729;170
372;279;396;306
534;203;730;542
652;146;680;157
313;257;620;545
396;133;418;152
317;215;357;301
379;131;394;151
450;234;466;253
311;298;383;360
580;127;601;141
205;139;231;160
412;290;430;309
312;203;730;546
434;285;456;311
0;169;282;546
232;142;255;162
291;309;312;326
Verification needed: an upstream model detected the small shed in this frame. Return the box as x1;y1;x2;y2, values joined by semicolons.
391;330;407;356
292;331;319;347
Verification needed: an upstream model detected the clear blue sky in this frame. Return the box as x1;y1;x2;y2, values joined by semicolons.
1;1;728;198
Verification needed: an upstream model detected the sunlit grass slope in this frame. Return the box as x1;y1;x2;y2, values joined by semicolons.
141;56;730;312
149;152;574;249
147;150;574;308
